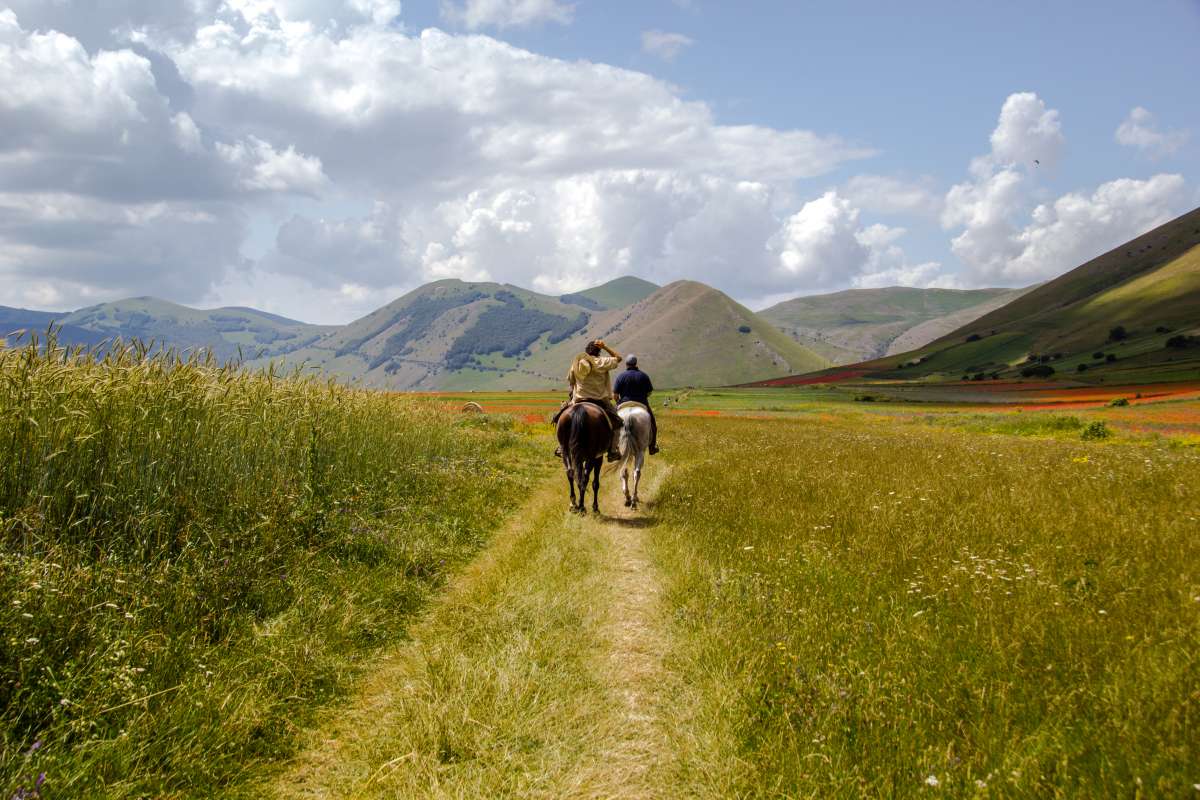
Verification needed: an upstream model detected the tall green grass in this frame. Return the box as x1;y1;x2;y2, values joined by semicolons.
0;337;536;797
653;416;1200;797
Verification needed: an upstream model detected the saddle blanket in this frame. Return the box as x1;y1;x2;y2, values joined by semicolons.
617;400;650;413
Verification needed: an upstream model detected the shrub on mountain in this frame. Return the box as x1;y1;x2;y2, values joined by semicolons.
1093;351;1104;359
1077;363;1088;372
1106;354;1117;363
1108;325;1128;342
965;333;981;342
1166;335;1200;349
1020;364;1055;378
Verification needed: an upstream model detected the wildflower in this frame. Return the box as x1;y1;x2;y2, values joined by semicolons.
25;637;38;644
925;774;939;787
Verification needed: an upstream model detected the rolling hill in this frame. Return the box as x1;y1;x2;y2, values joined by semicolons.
754;205;1200;386
760;286;1031;365
57;297;332;363
1;306;110;348
260;279;829;390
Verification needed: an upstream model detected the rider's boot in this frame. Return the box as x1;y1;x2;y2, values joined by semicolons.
606;430;621;462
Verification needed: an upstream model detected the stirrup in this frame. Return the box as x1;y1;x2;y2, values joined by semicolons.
606;450;621;462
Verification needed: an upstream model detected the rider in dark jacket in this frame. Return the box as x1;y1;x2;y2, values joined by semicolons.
613;355;659;455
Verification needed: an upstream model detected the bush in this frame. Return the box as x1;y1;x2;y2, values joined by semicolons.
1077;363;1088;372
1165;335;1200;349
1020;364;1056;378
738;325;752;334
1080;420;1111;441
1108;325;1128;342
1106;354;1117;363
965;333;981;342
1109;397;1130;407
972;373;985;381
1093;351;1105;359
853;395;875;402
1155;325;1172;334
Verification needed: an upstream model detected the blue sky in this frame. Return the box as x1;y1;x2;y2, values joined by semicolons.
1;0;1197;322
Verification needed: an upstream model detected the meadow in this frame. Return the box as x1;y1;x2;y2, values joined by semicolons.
4;349;1199;797
0;338;539;797
650;414;1199;796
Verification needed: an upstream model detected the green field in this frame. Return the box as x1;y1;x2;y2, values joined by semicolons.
3;350;1198;797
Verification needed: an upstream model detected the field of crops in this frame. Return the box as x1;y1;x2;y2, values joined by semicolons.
650;414;1199;796
4;351;1199;797
0;340;539;797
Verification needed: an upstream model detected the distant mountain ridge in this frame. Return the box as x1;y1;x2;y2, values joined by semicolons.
760;286;1032;365
750;205;1200;386
4;275;830;389
256;278;828;390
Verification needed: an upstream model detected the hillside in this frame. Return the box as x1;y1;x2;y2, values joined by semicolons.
760;286;1029;364
515;280;831;389
263;279;828;390
57;298;331;363
561;276;659;310
757;206;1200;386
1;305;110;348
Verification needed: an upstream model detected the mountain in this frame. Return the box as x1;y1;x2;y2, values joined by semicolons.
260;279;828;390
757;205;1200;385
57;297;332;362
1;306;111;348
760;286;1031;365
560;276;659;310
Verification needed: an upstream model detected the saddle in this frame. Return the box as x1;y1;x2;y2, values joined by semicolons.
617;400;649;413
571;398;614;432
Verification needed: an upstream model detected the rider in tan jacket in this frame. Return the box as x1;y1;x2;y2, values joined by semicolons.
552;339;624;460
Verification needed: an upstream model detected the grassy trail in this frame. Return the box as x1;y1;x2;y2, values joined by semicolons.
268;461;677;799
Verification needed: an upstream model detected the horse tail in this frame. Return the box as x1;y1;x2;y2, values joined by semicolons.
568;403;589;462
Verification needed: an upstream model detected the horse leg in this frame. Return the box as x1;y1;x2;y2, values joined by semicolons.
622;465;631;507
566;465;577;511
632;451;644;509
575;457;589;514
591;456;601;513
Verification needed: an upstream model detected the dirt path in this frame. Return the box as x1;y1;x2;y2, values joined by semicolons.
267;461;675;799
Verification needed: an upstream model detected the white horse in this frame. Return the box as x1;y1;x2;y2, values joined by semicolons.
616;403;652;509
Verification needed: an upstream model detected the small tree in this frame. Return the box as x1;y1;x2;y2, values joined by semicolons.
1108;325;1128;342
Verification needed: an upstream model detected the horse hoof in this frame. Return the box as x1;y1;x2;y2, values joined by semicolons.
624;498;632;507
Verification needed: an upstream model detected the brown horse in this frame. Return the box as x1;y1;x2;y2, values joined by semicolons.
556;402;611;514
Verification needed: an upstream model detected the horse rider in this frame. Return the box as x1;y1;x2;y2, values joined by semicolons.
551;338;625;462
613;354;659;455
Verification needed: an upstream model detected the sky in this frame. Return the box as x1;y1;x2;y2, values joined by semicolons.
1;0;1198;324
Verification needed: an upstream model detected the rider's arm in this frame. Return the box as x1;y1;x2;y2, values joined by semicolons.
596;339;622;360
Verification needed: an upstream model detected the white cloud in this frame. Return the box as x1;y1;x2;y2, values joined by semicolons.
841;174;942;218
641;30;694;62
2;1;880;318
1001;174;1186;283
772;192;870;288
988;91;1063;169
1116;107;1188;159
216;136;329;194
941;94;1188;285
440;0;573;30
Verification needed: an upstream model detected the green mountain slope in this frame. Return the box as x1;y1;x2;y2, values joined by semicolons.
508;281;830;389
826;206;1200;384
562;276;659;310
261;279;827;390
0;306;110;348
58;297;331;362
760;286;1030;364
